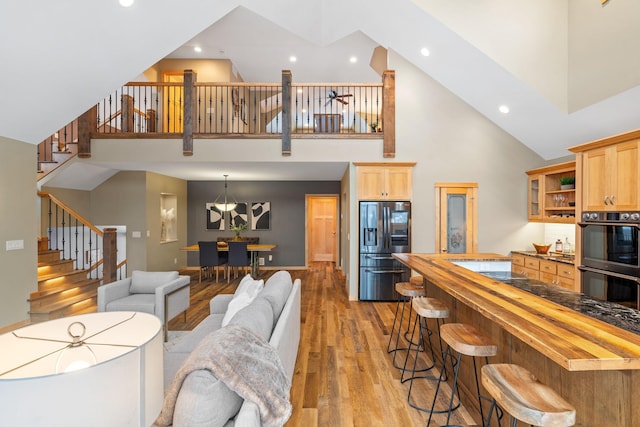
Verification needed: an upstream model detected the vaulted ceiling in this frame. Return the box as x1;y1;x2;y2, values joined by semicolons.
2;0;639;165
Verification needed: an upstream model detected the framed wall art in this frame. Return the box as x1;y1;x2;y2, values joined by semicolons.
205;203;225;230
251;201;271;230
230;203;248;228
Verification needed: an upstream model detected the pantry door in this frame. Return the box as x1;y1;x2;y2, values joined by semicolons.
435;183;478;254
306;195;339;263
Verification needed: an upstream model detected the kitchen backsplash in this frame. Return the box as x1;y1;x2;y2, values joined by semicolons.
544;223;575;252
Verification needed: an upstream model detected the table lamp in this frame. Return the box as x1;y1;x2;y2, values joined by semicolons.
0;311;163;426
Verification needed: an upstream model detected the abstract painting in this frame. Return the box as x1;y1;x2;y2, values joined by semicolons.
230;203;248;228
205;203;225;230
251;201;271;230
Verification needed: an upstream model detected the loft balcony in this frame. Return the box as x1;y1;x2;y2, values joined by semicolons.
37;70;396;178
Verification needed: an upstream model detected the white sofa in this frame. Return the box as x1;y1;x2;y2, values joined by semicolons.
163;270;301;427
97;270;191;341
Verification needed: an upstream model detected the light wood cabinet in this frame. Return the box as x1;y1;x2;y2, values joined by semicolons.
526;161;576;223
355;163;415;200
581;140;639;211
511;253;575;290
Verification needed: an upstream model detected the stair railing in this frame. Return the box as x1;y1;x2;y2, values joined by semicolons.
38;192;119;284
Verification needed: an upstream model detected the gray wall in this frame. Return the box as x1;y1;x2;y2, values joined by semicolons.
187;180;340;267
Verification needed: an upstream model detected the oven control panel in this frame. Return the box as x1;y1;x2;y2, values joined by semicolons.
581;211;640;222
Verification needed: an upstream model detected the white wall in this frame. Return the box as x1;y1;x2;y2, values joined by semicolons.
415;0;568;112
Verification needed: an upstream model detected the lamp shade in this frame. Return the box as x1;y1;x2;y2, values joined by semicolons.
0;312;163;427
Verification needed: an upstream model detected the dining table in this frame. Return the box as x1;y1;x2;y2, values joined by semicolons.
181;243;276;277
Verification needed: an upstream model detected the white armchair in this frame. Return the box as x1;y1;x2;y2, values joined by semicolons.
97;270;190;341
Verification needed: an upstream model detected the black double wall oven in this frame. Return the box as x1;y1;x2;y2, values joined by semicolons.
579;211;640;308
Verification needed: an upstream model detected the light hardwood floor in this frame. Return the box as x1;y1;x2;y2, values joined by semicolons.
171;262;476;426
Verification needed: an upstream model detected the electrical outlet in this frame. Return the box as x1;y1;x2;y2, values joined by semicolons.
174;258;178;264
268;255;273;262
259;257;265;266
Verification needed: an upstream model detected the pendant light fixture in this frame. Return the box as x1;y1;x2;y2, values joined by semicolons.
213;174;238;212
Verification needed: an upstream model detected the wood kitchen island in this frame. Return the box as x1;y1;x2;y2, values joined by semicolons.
394;253;640;427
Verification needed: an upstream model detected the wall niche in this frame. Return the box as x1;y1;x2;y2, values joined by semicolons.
160;193;177;243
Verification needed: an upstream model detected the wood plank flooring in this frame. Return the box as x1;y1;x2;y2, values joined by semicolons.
170;263;476;426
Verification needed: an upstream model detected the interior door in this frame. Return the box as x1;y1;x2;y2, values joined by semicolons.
307;195;338;262
435;183;478;254
162;71;185;133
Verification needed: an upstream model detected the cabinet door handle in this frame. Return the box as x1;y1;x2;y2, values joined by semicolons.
604;196;610;205
610;195;615;205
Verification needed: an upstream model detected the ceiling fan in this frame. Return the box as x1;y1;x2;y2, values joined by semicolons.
325;89;353;106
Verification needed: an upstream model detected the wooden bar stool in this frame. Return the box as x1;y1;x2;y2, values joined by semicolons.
386;281;426;369
481;364;576;427
427;323;498;427
404;296;451;411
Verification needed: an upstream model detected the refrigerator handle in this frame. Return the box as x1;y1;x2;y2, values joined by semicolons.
383;206;389;250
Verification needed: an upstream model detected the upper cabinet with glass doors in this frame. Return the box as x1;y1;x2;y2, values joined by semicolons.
526;161;576;224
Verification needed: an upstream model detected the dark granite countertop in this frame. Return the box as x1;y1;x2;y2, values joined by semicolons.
481;270;640;335
511;250;575;265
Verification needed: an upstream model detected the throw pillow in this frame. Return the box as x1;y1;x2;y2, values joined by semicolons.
228;297;274;341
235;274;256;296
221;279;264;326
130;270;179;294
173;370;243;427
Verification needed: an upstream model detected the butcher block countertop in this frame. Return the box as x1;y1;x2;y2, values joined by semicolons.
393;253;640;371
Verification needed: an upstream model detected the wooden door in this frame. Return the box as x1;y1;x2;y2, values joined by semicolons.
162;71;185;133
307;196;338;262
435;183;478;254
385;167;412;200
612;140;639;210
582;147;609;210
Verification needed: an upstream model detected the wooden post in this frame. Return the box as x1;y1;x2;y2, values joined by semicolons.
77;105;96;158
382;70;396;158
281;70;292;156
121;94;135;133
102;228;117;284
146;109;157;133
183;69;194;156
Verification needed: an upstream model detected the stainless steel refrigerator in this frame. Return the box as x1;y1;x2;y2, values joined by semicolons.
359;201;411;301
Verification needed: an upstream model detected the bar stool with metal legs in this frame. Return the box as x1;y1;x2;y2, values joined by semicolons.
386;280;426;369
404;296;452;411
481;363;576;427
427;323;499;427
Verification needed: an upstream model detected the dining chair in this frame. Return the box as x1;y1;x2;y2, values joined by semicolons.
227;241;250;282
198;241;228;283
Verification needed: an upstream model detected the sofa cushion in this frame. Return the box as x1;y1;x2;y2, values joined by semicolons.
221;279;264;326
105;294;155;314
173;370;243;427
169;314;225;354
258;271;293;327
129;270;179;294
228;297;274;342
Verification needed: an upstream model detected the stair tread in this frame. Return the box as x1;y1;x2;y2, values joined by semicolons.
37;269;86;282
29;294;97;314
31;278;99;298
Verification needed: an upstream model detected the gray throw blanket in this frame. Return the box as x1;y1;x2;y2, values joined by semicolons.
154;323;292;427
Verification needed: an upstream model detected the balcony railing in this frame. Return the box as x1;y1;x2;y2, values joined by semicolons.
95;81;384;137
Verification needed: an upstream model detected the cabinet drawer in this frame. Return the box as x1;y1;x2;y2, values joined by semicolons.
557;275;575;290
522;267;540;280
539;260;557;275
540;271;556;284
557;265;575;280
524;257;540;270
511;254;525;267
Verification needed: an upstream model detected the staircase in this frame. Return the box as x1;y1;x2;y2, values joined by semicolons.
30;237;99;322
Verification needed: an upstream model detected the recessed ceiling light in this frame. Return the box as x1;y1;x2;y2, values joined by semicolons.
119;0;134;7
420;47;430;57
350;56;357;63
194;46;202;53
289;56;297;63
499;105;510;114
